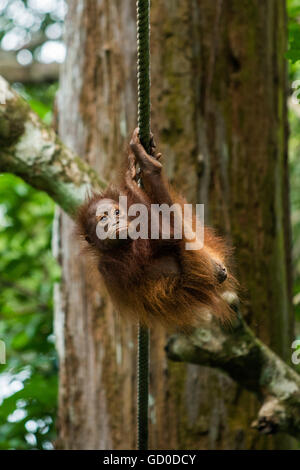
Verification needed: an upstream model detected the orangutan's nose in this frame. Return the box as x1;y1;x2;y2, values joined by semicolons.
216;263;227;284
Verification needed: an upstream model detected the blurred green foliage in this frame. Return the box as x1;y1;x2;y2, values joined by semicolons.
287;0;300;65
0;83;60;449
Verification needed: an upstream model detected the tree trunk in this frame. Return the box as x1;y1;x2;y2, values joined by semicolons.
55;0;293;449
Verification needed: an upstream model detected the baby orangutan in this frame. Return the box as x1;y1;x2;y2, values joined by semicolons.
76;128;236;328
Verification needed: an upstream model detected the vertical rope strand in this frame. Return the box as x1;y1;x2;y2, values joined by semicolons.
137;325;149;450
137;0;151;153
136;0;151;451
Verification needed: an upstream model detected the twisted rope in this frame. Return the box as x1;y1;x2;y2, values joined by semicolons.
136;0;151;451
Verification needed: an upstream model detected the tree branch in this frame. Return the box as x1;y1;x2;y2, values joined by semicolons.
1;75;300;439
166;306;300;439
0;75;105;216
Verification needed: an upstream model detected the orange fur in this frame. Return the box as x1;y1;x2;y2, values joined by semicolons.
76;183;237;330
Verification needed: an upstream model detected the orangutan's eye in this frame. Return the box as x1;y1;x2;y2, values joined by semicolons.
101;215;108;222
115;209;120;216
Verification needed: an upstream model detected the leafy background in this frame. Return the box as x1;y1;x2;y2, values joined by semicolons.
0;0;299;449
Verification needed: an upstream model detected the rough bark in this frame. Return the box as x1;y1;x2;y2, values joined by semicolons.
55;0;139;450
